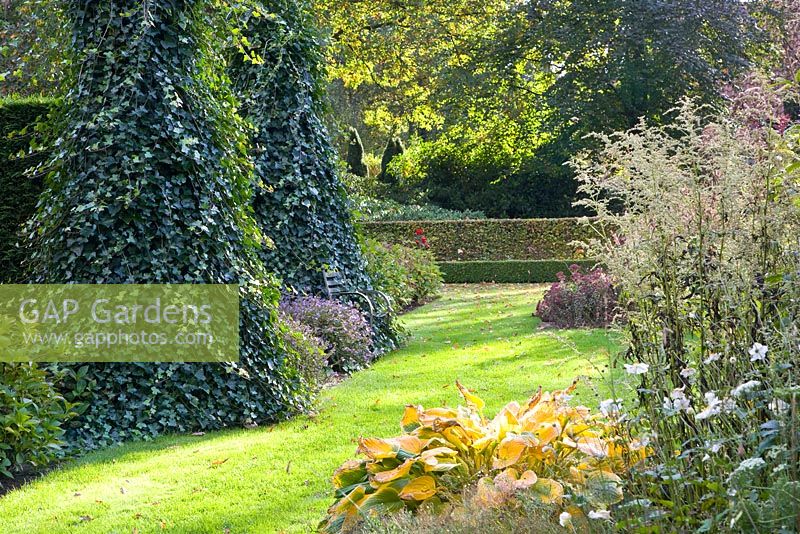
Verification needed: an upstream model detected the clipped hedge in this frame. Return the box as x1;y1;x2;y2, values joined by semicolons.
439;260;598;284
361;218;595;261
0;97;54;282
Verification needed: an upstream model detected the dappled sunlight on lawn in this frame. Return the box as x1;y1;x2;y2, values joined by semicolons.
0;284;624;534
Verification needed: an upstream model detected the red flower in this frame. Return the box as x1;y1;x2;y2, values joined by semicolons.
415;228;424;236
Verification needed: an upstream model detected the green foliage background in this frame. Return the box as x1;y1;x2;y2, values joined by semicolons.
0;98;54;282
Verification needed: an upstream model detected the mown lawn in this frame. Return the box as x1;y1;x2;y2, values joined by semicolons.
0;284;624;534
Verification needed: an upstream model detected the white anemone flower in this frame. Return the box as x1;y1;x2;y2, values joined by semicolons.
599;398;623;417
680;367;696;378
624;362;649;375
588;510;611;520
731;380;761;397
749;343;768;362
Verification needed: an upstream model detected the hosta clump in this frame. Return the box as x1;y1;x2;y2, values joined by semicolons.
321;381;646;533
536;265;619;328
280;297;374;374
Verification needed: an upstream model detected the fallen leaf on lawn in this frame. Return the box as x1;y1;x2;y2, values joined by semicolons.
286;461;292;474
73;492;81;497
79;515;92;522
210;458;229;468
192;432;205;436
120;487;126;494
133;513;142;519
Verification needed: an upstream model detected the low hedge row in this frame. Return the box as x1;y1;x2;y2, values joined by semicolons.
439;260;599;284
0;97;55;282
361;218;595;261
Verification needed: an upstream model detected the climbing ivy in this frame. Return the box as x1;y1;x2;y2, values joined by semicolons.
230;0;366;292
25;0;310;448
229;0;398;349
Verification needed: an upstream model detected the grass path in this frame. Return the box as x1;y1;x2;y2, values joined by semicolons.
0;284;622;534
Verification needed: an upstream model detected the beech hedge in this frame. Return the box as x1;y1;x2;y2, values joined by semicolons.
361;218;595;261
439;260;599;284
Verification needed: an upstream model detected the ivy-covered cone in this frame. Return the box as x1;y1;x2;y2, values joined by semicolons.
230;0;397;351
321;380;647;533
25;0;309;448
231;1;367;291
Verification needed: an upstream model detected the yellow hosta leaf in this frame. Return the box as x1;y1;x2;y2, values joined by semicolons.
490;403;520;437
492;467;520;493
474;476;505;507
530;421;561;445
530;478;564;504
514;470;539;490
440;425;472;451
388;435;428;455
357;437;396;460
359;479;407;515
492;434;536;469
420;446;457;459
332;460;367;489
401;405;421;432
520;402;557;429
419;407;458;427
399;475;437;501
523;387;543;412
371;458;415;484
321;485;367;534
456;381;485;412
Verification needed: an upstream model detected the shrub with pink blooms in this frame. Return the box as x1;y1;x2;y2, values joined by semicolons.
279;297;375;374
535;264;619;328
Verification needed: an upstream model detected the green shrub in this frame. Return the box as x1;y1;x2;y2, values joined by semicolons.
0;363;74;479
390;131;584;219
353;197;486;222
439;260;598;284
361;219;594;262
362;238;442;308
280;297;375;374
0;97;54;282
279;313;328;392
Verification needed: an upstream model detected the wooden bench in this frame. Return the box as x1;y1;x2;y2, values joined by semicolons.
323;271;393;321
